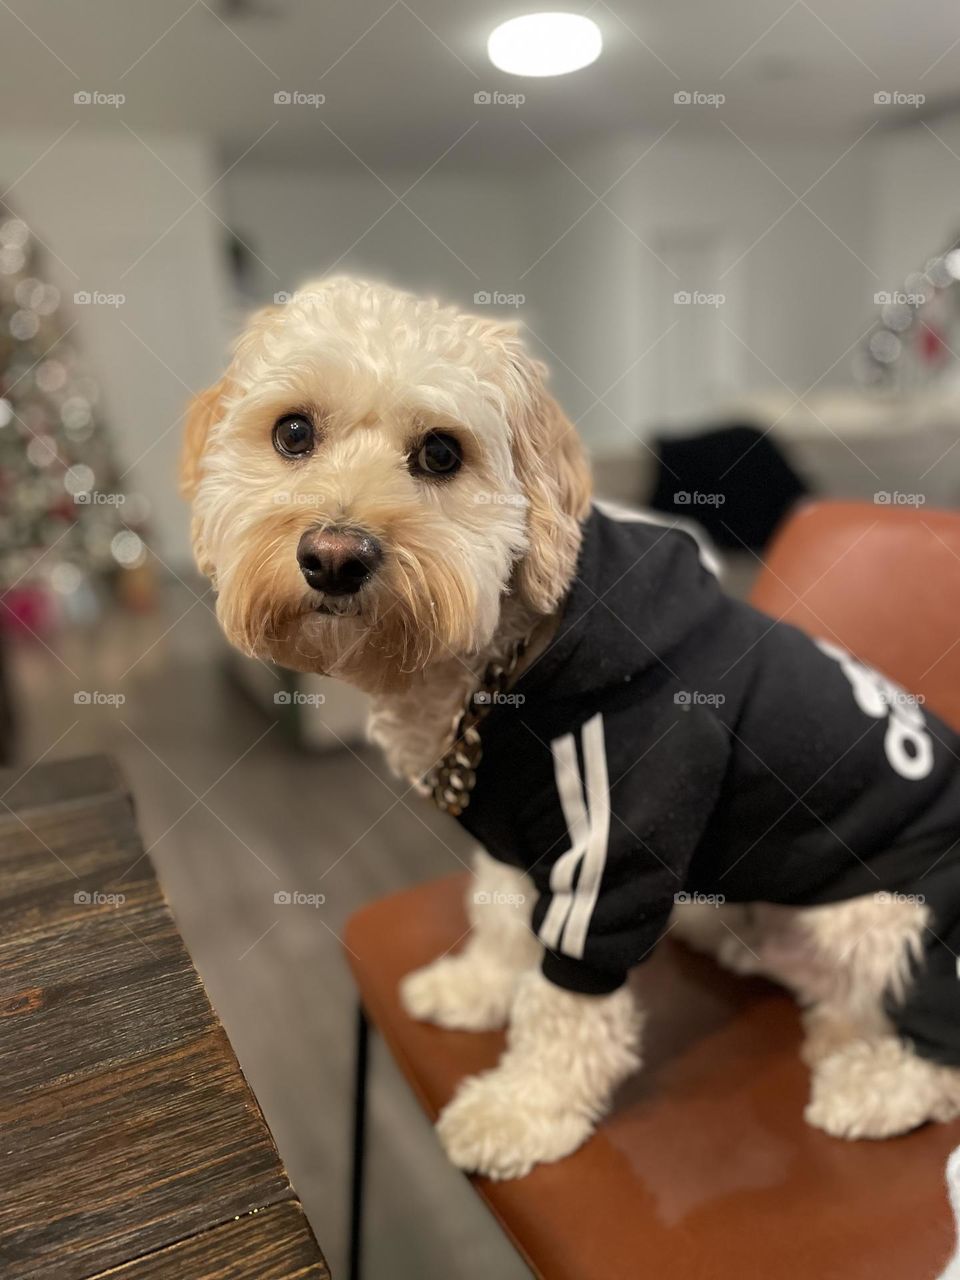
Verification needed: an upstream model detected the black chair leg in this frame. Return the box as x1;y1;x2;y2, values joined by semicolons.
348;1002;370;1280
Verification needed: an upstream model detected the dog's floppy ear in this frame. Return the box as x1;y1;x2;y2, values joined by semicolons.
179;376;230;501
180;304;282;500
506;341;592;615
180;375;232;580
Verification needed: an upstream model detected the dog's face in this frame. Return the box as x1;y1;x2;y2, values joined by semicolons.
182;278;590;694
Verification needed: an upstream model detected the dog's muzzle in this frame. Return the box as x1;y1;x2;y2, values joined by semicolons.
297;525;383;596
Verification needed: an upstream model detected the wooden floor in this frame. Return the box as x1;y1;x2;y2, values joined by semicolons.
8;580;532;1280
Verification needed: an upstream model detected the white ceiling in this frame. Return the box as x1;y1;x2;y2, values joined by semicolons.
2;0;960;169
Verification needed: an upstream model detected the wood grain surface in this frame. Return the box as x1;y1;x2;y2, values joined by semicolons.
84;1203;327;1280
0;754;330;1280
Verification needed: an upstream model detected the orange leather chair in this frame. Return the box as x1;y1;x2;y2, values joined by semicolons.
344;501;960;1279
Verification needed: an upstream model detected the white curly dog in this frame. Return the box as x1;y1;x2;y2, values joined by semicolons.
183;277;960;1180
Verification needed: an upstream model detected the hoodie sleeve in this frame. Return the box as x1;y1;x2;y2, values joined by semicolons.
529;697;731;995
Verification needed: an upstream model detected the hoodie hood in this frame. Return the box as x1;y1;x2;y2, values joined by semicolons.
513;502;725;704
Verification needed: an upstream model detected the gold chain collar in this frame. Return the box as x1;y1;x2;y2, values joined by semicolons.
424;635;530;817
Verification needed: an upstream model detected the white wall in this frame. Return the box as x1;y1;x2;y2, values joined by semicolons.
1;125;894;566
223;136;876;460
523;134;876;447
869;115;960;291
0;131;232;564
224;164;532;315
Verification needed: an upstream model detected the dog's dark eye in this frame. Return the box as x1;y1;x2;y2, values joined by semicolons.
272;413;314;458
411;432;462;478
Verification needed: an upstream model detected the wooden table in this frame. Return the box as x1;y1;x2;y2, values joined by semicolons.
0;754;330;1279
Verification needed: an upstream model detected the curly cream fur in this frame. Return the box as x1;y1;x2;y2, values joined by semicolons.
435;968;643;1180
672;895;960;1142
183;276;588;697
185;275;960;1181
400;850;541;1030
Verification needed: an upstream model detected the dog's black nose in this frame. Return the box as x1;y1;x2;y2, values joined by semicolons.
297;526;383;596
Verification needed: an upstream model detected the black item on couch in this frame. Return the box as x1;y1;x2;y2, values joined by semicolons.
648;422;811;551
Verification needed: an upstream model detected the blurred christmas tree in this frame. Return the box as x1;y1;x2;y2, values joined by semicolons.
0;212;151;632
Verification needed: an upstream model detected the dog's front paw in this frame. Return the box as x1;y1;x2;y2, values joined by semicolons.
400;954;518;1031
436;1069;594;1179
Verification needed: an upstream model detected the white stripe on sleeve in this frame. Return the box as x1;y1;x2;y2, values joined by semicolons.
559;712;611;959
538;730;589;950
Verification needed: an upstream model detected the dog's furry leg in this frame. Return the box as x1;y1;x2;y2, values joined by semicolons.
771;894;960;1138
675;893;960;1136
788;895;929;1068
675;895;936;1064
399;849;540;1031
670;900;767;975
806;1035;960;1139
435;971;642;1179
800;1002;890;1067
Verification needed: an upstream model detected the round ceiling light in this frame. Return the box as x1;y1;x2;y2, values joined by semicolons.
487;13;602;78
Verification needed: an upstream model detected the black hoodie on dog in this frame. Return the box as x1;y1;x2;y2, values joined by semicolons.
456;504;960;1064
